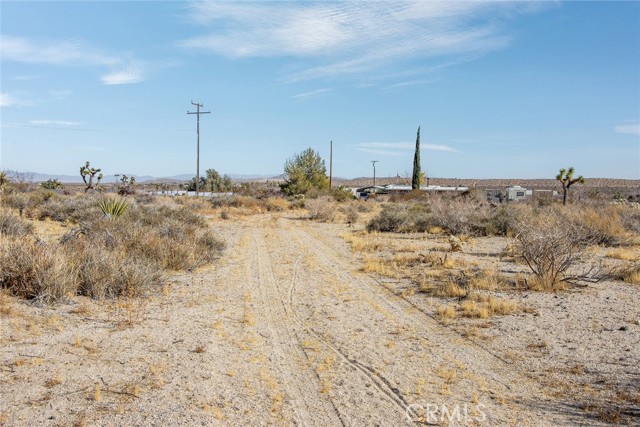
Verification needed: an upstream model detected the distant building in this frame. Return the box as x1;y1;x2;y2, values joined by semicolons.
486;186;540;203
354;184;469;199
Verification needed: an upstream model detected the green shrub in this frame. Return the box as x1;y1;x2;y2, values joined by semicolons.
332;186;354;202
367;204;410;232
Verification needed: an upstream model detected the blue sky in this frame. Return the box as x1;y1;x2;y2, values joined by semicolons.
1;1;639;180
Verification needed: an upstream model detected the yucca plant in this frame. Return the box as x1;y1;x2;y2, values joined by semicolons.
98;197;129;219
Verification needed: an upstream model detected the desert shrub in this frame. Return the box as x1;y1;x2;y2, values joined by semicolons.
306;197;335;222
127;204;206;228
340;204;359;226
367;204;410;232
429;196;489;236
304;187;330;200
69;245;162;299
29;195;101;223
484;205;522;236
2;192;31;215
332;186;354;202
619;208;640;234
265;197;290;212
0;238;77;302
0;209;33;236
1;196;224;302
513;212;601;291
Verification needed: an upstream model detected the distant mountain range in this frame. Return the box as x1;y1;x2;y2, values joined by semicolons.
3;170;281;184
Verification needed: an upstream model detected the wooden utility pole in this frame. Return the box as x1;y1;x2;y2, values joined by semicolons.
371;160;379;186
187;101;210;196
329;140;333;189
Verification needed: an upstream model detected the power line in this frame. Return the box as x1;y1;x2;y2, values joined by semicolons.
187;101;211;196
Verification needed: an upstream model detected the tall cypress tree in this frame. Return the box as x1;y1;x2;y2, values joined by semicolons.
412;126;421;190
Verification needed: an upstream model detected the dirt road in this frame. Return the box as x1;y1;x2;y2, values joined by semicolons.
1;213;607;426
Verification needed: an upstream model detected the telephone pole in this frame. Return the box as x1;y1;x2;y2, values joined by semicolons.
329;140;333;189
187;101;210;196
371;160;379;186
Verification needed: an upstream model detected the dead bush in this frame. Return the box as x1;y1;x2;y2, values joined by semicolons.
513;212;602;291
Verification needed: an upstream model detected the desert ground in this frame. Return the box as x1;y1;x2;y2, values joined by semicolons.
1;201;639;426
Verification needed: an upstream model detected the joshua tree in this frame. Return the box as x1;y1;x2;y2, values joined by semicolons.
118;175;137;195
556;167;585;205
412;126;421;191
80;161;103;192
0;171;9;194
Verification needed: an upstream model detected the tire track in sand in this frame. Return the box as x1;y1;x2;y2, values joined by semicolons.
248;225;344;427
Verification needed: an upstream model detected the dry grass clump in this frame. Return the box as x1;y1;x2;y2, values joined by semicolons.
605;248;639;261
0;237;77;302
0;208;34;236
609;263;640;285
207;195;290;215
341;232;383;252
265;197;290;212
437;304;457;320
460;296;519;318
570;206;630;247
428;281;467;298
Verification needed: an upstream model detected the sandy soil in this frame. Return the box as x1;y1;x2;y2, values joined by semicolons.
1;212;639;426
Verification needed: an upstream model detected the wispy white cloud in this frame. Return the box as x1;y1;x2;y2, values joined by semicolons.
0;92;36;107
356;141;457;156
179;1;544;81
30;120;82;126
1;34;146;85
360;142;414;149
357;148;406;157
0;93;15;107
615;123;640;137
0;35;117;66
424;143;457;153
101;61;145;85
292;88;332;99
